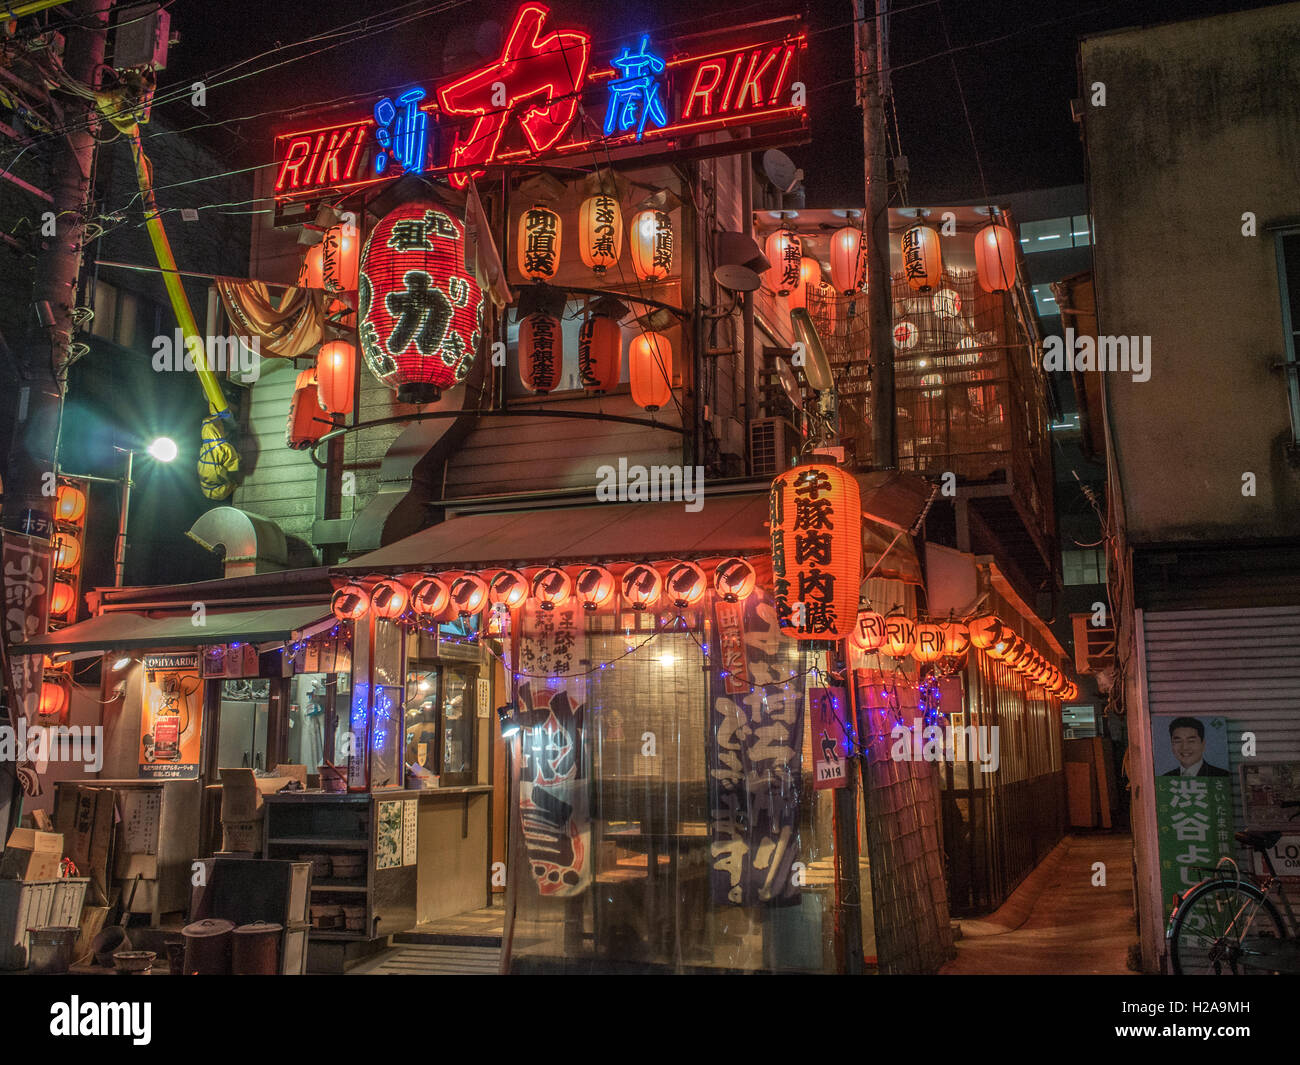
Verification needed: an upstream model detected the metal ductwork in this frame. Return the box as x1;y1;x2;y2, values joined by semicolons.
187;507;289;578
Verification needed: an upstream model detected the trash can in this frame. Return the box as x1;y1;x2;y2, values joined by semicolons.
27;926;80;974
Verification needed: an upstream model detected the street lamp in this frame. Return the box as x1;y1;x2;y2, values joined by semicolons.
147;437;178;463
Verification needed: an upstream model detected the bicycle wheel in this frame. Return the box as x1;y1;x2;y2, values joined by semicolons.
1168;878;1287;975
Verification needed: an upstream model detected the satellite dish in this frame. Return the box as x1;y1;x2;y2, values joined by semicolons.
762;149;803;195
713;264;761;293
776;361;801;406
790;308;834;392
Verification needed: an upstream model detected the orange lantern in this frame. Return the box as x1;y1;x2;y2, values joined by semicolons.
409;576;452;621
49;580;76;617
629;332;672;412
941;621;971;657
488;570;529;611
985;629;1015;660
630;209;673;281
517;204;561;281
850;610;887;652
286;371;331;449
975;223;1016;293
1004;636;1031;670
830;224;867;294
53;531;80;571
770;464;861;640
305;223;360;293
882;615;916;658
901;223;942;292
331;582;370;621
912;623;945;663
664;561;706;608
450;574;489;616
531;567;573;611
520;312;562;394
369;579;408;620
621;563;662;610
39;680;68;720
578;314;621;393
316;341;356;416
575;565;616;611
54;483;87;524
785;256;821;312
764;229;802;295
714;558;756;603
579;194;623;276
968;614;1004;650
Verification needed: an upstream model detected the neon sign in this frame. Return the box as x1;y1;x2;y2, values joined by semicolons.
272;4;806;214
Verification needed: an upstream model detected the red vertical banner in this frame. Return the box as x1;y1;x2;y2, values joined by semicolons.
809;686;850;789
1;532;53;797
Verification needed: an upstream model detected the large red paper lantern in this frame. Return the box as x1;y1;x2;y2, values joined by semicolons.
53;531;81;571
629;332;672;412
450;574;489;616
882;615;916;658
579;194;623;276
488;570;528;611
764;229;802;295
975;223;1016;293
49;580;76;616
359;200;484;404
912;623;945;663
578;314;621;393
370;579;408;620
770;463;861;640
941;621;971;657
664;561;706;608
901;223;942;292
830;225;867;294
531;567;573;610
520;312;562;394
968;614;1004;650
630;209;673;281
332;583;370;621
286;371;331;450
621;564;662;610
786;257;821;312
305;223;360;293
575;565;616;611
54;483;86;524
316;340;356;415
409;576;452;621
518;205;562;282
714;558;756;603
850;610;887;652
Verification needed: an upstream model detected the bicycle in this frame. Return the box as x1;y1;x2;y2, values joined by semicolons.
1167;800;1300;975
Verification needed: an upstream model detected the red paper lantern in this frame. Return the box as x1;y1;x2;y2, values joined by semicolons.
575;565;616;611
770;464;862;640
518;204;562;282
316;341;356;415
785;256;821;312
488;570;528;611
830;225;867;294
53;531;80;571
1004;636;1031;670
359;200;484;404
850;610;887;652
975;223;1016;293
370;579;409;620
450;574;489;616
901;223;942;292
54;483;86;524
664;561;706;608
968;614;1004;650
579;194;622;276
882;615;916;658
332;583;370;621
764;229;802;296
531;567;573;610
286;372;332;450
912;623;945;663
985;629;1015;660
621;563;662;610
304;223;360;293
630;209;673;281
520;312;562;394
39;680;67;720
629;332;672;411
409;576;452;621
49;580;76;616
714;558;756;603
578;314;621;393
941;621;971;657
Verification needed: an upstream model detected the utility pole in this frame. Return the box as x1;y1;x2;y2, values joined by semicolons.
855;0;896;470
3;0;115;539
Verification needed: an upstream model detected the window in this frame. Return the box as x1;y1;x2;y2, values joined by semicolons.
1031;284;1059;318
1017;215;1092;254
1062;548;1106;586
1271;228;1300;456
404;620;485;787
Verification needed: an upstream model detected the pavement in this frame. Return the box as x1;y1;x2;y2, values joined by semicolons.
941;832;1139;975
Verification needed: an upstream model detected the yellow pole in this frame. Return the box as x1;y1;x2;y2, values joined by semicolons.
2;0;75;18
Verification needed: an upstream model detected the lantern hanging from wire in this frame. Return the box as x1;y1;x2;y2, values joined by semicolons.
488;570;529;611
901;222;942;292
882;615;917;658
286;370;332;450
370;578;409;620
575;565;616;611
770;463;862;640
316;340;356;415
331;582;370;621
49;580;76;617
450;574;489;616
629;332;672;411
578;313;621;393
517;204;562;281
851;610;887;652
53;531;81;571
621;563;662;610
968;614;1004;650
54;483;87;524
785;256;821;312
830;224;867;294
409;576;452;621
630;209;673;281
39;680;68;720
714;558;756;603
764;229;802;296
579;194;623;276
358;200;484;404
912;623;945;663
531;567;573;611
941;620;971;657
985;629;1015;660
975;222;1017;293
519;312;562;394
664;560;706;608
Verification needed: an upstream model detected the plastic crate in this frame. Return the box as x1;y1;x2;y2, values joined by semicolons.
0;880;58;970
49;878;89;927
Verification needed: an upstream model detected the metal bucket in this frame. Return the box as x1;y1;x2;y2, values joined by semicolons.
27;926;81;974
181;918;235;975
231;922;282;975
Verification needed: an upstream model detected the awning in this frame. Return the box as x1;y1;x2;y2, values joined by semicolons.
16;602;332;654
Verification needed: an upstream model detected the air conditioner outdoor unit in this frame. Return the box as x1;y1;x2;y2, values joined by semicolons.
749;417;799;478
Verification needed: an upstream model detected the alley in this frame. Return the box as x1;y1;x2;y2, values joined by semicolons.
942;834;1138;976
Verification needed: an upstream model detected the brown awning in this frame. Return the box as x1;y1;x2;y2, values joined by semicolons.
17;602;332;654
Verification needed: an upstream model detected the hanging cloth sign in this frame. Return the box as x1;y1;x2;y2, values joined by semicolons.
215;279;323;359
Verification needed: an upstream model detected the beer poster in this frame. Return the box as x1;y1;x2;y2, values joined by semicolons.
139;652;203;779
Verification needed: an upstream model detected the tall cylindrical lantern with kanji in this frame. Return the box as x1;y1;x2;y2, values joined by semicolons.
520;312;562;394
764;229;802;296
830;224;867;294
630;209;673;281
901;222;942;292
579;194;623;276
578;314;621;393
518;204;561;281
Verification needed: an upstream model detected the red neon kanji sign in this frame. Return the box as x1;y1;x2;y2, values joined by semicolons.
435;3;590;188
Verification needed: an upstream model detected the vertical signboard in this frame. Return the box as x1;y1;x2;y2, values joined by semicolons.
139;652;203;779
809;686;849;789
2;532;53;795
